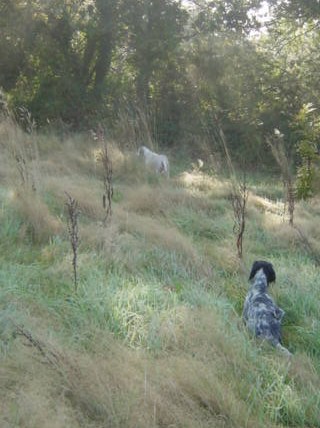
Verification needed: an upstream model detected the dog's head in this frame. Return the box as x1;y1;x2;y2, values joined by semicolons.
137;146;149;158
249;260;276;285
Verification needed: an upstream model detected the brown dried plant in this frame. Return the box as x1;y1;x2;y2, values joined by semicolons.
230;176;248;259
215;125;248;259
65;192;80;292
92;125;113;225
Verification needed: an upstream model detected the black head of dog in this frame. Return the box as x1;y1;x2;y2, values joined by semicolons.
249;261;276;285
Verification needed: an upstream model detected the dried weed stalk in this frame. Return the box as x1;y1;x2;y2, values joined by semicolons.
231;176;248;259
14;322;62;368
65;192;80;292
101;145;113;224
92;125;113;224
216;126;248;259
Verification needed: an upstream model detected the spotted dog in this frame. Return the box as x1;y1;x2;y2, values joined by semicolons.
243;261;291;356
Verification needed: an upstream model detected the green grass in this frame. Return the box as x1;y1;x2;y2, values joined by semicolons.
1;124;320;427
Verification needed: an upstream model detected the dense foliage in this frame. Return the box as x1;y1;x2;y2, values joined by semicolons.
0;0;319;177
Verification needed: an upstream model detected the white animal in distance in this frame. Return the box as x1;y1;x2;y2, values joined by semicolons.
137;146;169;177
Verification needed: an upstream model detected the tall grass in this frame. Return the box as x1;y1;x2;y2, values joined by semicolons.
1;119;320;427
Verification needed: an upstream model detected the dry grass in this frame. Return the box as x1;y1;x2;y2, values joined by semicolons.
0;309;272;428
11;190;62;243
0;117;23;155
204;238;242;274
34;133;99;178
44;175;104;220
248;192;320;257
0;117;41;190
177;171;230;196
249;193;285;217
122;183;171;216
294;203;320;254
95;205;210;278
122;181;229;220
0;343;81;428
116;208;199;262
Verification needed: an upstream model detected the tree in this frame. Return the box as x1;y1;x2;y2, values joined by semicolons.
269;0;320;22
1;0;121;126
123;0;187;106
92;0;119;97
293;104;320;199
190;0;264;35
0;0;39;91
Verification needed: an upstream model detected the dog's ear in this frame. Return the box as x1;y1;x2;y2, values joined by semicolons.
249;261;261;281
264;262;276;283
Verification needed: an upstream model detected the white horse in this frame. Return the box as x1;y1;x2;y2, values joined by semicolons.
137;146;169;177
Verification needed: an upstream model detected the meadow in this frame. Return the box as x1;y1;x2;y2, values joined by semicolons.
1;118;320;427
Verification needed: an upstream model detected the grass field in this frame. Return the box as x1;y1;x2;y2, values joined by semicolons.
1;118;320;427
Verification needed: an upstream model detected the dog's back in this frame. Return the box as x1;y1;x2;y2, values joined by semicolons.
243;262;291;356
243;269;283;345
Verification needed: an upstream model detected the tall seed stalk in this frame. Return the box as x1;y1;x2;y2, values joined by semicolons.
94;125;113;225
101;143;113;225
216;125;248;259
65;192;80;292
230;176;248;259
